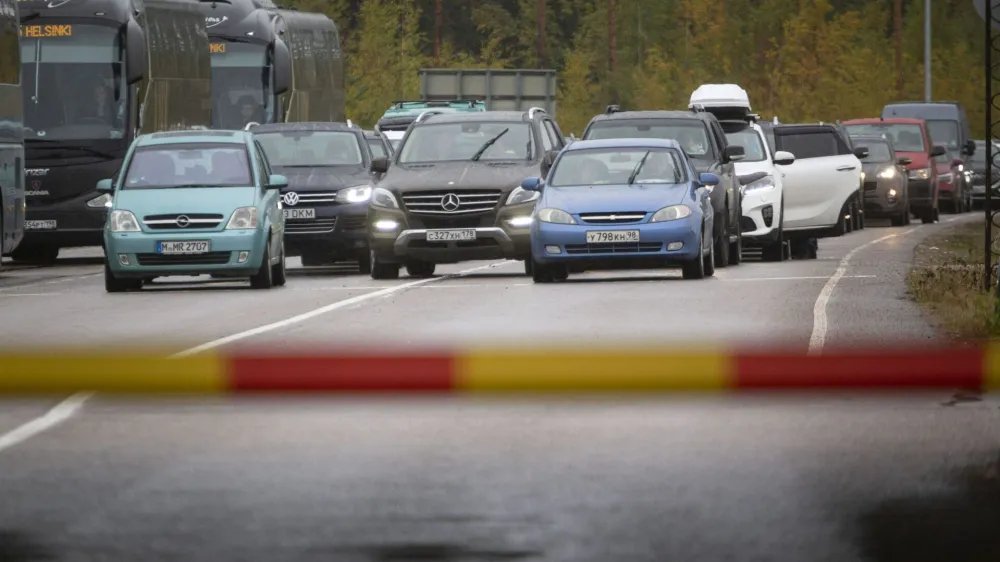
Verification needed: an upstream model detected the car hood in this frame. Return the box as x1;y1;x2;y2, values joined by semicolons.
113;186;259;216
541;184;690;214
272;165;370;192
382;161;538;193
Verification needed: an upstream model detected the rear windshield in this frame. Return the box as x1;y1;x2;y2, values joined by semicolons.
255;131;364;167
123;143;252;189
844;124;925;152
584;119;715;160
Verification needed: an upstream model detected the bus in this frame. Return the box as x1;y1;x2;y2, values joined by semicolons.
0;0;24;263
196;0;291;129
13;0;213;264
275;10;344;123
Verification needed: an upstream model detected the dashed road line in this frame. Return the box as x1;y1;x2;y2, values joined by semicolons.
0;393;92;456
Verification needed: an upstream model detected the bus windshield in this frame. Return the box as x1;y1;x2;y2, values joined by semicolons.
209;40;271;129
19;22;125;141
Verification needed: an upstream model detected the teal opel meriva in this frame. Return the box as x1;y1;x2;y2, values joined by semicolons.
100;130;288;292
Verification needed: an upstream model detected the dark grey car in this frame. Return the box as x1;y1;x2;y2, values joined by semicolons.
852;135;911;226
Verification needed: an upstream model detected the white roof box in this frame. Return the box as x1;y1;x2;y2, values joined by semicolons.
689;84;752;110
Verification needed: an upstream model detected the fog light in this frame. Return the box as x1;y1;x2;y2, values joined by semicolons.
667;242;683;251
238;251;249;263
374;219;398;231
761;204;774;228
118;254;129;266
507;216;533;227
545;245;561;254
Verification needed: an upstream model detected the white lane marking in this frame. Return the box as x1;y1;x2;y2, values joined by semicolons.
0;393;92;455
809;227;918;354
726;275;876;282
0;293;61;296
171;261;518;357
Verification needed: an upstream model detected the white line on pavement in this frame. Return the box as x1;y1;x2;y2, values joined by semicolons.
726;275;876;282
0;393;92;456
171;260;518;357
809;227;917;354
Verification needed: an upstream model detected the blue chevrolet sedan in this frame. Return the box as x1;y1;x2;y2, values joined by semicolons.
523;138;719;282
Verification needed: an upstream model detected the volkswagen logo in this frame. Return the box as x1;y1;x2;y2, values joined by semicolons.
175;215;190;228
283;192;299;206
440;193;461;212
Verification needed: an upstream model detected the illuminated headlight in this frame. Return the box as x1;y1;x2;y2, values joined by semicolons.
744;175;775;192
908;167;931;180
877;167;896;180
887;188;898;202
957;164;964;172
505;186;540;206
536;208;576;224
87;193;112;208
336;185;372;203
226;207;258;230
371;187;399;209
374;219;398;231
507;216;533;227
109;210;140;232
649;205;693;222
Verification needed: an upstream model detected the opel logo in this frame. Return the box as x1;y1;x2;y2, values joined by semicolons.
175;215;190;228
440;193;461;212
283;192;299;206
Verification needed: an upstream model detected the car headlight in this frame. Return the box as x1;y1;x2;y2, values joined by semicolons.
371;187;399;209
744;175;775;192
336;185;372;203
649;205;693;222
877;167;896;180
226;207;259;230
506;186;540;206
87;193;112;208
109;210;140;232
908;167;931;180
957;164;964;172
536;208;576;224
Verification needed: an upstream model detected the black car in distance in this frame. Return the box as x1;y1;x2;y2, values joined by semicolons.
364;129;394;160
253;122;377;271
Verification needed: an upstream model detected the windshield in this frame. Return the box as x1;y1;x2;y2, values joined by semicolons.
549;147;687;187
122;144;252;189
367;137;387;159
723;129;767;162
20;22;125;140
844;124;925;152
398;122;533;163
584;119;714;160
255;131;364;167
858;143;892;163
209;40;272;129
926;120;960;150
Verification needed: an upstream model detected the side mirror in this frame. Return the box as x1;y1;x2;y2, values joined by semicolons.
724;145;745;163
773;150;795;166
964;139;976;155
852;146;869;159
272;38;292;96
540;150;559;178
897;157;912;166
520;177;542;191
699;172;721;186
266;174;288;189
125;20;147;85
950;157;963;167
96;178;114;193
370;156;388;174
930;145;947;158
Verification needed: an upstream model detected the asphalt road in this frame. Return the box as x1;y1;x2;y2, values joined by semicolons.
1;214;998;561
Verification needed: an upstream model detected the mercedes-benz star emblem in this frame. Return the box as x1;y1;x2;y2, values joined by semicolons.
175;215;190;228
440;193;461;212
283;192;299;206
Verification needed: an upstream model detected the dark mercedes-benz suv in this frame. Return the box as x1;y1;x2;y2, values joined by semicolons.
253;122;379;270
366;109;567;279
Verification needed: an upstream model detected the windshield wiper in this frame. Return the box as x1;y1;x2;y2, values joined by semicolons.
470;128;509;161
628;151;651;185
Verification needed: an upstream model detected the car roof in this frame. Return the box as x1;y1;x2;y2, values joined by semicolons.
417;111;534;124
249;122;360;133
589;109;713;124
140;130;249;146
565;138;683;151
772;123;838;134
842;117;925;125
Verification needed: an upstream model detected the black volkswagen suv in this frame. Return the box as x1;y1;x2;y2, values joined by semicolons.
366;109;567;279
253;122;380;271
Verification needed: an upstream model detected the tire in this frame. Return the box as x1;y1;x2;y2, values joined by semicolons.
684;231;709;280
249;241;274;289
856;198;865;229
761;199;786;262
104;260;140;293
370;249;400;280
551;265;569;282
933;206;940;222
9;242;59;265
702;232;715;277
357;250;372;274
523;259;533;276
729;219;742;265
271;241;287;286
920;209;935;224
890;212;905;226
902;203;911;225
833;202;849;236
405;261;435;278
532;259;553;283
845;202;854;233
713;211;730;268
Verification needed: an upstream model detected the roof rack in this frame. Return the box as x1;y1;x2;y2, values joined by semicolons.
391;99;484;109
527;107;547;119
605;104;621;114
346;119;354;128
415;110;442;123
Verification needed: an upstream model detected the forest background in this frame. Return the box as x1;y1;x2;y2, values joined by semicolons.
289;0;988;137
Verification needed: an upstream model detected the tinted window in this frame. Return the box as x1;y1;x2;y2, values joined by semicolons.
123;144;252;189
926;120;960;149
209;42;272;129
724;129;767;163
549;147;687;187
776;131;840;159
844;124;925;152
0;0;18;85
859;143;893;163
255;131;364;167
585;119;715;160
398;122;533;163
367;138;386;158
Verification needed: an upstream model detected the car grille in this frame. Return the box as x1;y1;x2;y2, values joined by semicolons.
281;191;339;207
135;252;232;266
143;213;224;230
579;212;647;224
401;190;503;215
863;181;878;192
565;242;663;255
413;215;494;229
340;215;367;231
286;217;337;234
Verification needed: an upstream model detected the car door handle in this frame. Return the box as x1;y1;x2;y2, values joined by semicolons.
836;165;857;171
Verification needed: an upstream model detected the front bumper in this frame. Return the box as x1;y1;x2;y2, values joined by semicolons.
104;229;267;278
22;194;108;248
906;178;935;209
862;178;906;217
283;202;368;258
739;187;779;243
531;219;701;269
